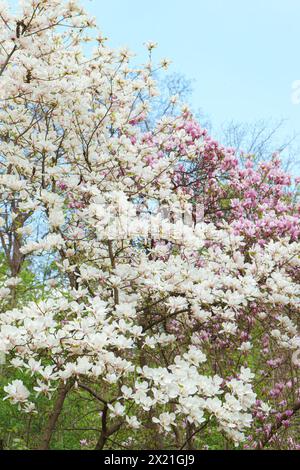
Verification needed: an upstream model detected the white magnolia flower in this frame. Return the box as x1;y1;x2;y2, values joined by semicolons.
239;342;253;353
4;380;30;405
153;412;176;432
126;415;141;429
108;402;126;417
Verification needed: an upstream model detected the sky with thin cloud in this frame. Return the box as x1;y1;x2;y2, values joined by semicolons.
86;0;300;144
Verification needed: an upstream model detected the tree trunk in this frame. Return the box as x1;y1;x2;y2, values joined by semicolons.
38;381;73;450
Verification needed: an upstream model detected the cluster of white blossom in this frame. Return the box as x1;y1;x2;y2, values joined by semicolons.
1;227;299;443
0;0;299;449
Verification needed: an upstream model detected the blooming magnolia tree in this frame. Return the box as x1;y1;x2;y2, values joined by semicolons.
0;0;299;450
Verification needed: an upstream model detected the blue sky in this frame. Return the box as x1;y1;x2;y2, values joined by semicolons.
9;0;300;147
85;0;300;139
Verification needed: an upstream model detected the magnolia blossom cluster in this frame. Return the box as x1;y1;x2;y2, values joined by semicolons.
0;226;299;446
0;0;299;451
0;289;257;444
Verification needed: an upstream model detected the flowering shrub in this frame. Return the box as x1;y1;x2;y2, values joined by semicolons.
0;0;299;450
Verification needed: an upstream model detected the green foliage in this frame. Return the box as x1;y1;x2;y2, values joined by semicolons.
0;253;45;307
